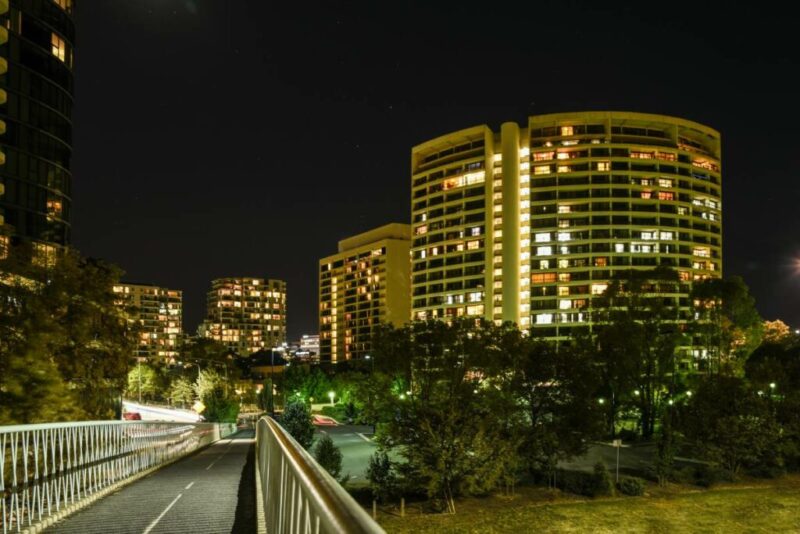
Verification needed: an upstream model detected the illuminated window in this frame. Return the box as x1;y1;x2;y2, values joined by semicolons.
466;304;484;316
531;273;557;283
557;232;571;242
467;240;480;250
658;178;673;188
558;273;571;282
557;205;571;214
591;283;608;295
535;232;550;243
594;257;607;267
468;292;483;302
641;190;652;199
558;259;569;268
559;300;572;310
660;231;673;240
557;152;570;160
614;243;625;253
557;165;571;173
534;151;554;161
536;313;554;325
596;161;610;171
560;126;574;136
677;206;688;215
558;286;569;296
658;191;674;201
693;247;710;257
51;33;67;63
534;165;551;175
536;246;553;256
53;0;72;12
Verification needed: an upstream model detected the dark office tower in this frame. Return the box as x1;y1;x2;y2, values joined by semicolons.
0;0;75;264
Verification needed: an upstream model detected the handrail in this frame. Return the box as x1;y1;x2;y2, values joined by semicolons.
1;421;236;533
255;416;384;534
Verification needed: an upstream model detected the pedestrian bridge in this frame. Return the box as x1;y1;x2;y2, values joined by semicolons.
0;418;382;533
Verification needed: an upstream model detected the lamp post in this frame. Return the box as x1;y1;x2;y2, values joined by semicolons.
328;391;335;406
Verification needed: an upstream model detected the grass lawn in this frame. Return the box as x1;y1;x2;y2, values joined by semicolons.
377;475;800;533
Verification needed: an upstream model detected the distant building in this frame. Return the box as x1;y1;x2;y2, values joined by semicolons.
1;0;75;264
410;111;722;352
298;334;320;360
113;283;183;359
200;277;287;355
319;223;411;363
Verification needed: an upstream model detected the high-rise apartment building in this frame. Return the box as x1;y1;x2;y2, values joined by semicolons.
200;278;287;355
113;283;182;359
319;223;411;363
0;0;75;263
411;111;721;344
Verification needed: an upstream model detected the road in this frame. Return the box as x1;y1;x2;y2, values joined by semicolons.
316;424;377;481
45;430;257;534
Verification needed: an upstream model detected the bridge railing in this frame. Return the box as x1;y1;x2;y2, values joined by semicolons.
256;417;384;534
1;421;236;533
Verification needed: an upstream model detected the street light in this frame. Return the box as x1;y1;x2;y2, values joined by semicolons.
598;398;605;405
769;382;776;390
686;390;693;398
328;391;335;406
633;389;640;397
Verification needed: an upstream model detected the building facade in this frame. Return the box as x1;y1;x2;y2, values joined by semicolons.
200;277;287;355
113;283;182;359
0;0;75;263
319;223;411;363
411;112;721;344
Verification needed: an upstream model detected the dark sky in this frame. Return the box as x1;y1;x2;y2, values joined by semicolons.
72;1;800;339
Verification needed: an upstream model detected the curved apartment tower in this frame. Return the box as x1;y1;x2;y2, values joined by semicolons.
0;0;75;262
411;112;721;342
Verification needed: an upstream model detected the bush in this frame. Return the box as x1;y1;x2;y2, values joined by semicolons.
280;401;315;449
201;390;240;423
592;462;615;496
314;434;343;479
618;428;639;443
617;476;646;496
557;463;615;497
694;464;731;488
367;451;396;503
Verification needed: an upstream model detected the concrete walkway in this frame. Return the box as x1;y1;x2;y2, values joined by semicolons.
45;430;257;534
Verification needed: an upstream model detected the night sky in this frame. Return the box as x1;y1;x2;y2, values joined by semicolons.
72;1;800;339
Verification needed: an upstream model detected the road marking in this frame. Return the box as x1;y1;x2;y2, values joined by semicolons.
142;493;182;534
206;455;224;470
185;481;195;490
356;433;373;443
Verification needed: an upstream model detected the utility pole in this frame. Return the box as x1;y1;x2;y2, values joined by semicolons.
138;359;142;403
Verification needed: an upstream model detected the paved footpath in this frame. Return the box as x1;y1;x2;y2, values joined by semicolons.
46;430;257;534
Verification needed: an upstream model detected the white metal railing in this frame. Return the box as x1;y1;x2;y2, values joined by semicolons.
0;421;236;533
255;417;383;534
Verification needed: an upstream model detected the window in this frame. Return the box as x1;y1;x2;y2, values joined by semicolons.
561;126;574;136
558;273;571;282
534;151;554;161
658;191;674;201
51;33;67;63
558;205;572;214
467;240;480;250
660;231;674;240
468;292;483;302
536;313;554;324
466;305;484;316
591;283;608;295
557;232;571;242
531;273;557;283
597;161;610;171
557;152;570;160
54;0;72;12
693;247;710;257
614;243;625;253
536;246;553;256
557;165;571;173
534;165;551;175
0;235;8;260
641;190;653;199
659;178;673;188
594;257;607;267
559;300;572;310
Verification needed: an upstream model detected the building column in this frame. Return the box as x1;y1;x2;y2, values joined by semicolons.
500;122;520;325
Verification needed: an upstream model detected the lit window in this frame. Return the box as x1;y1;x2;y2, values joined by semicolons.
51;33;67;63
534;165;551;175
597;161;610;171
466;304;484;316
558;273;571;282
557;152;570;160
558;286;569;296
557;232;571;242
559;300;572;310
535;232;550;243
560;126;574;136
533;151;554;161
493;154;503;162
641;190;652;199
658;191;674;201
520;162;530;171
614;243;625;253
531;273;557;283
539;260;550;269
536;246;553;256
519;147;530;158
591;283;608;295
660;231;673;240
557;165;571;173
658;178;673;188
677;206;688;215
558;205;571;214
594;257;607;267
467;240;480;250
558;259;569;268
536;313;554;325
693;247;710;257
415;225;428;235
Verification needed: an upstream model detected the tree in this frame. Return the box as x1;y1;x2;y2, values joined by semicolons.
169;376;195;407
593;268;684;438
195;368;225;400
679;375;781;478
367;451;396;503
126;363;160;401
509;335;602;486
314;434;343;479
763;320;793;345
0;248;134;423
373;319;523;514
280;401;315;449
692;276;763;375
201;387;240;423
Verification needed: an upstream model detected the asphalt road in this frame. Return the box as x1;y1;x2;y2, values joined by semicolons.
45;430;257;534
316;424;377;481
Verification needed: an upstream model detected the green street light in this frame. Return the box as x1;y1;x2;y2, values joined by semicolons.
686;391;693;397
399;393;406;400
668;399;674;405
769;382;776;390
598;398;605;405
633;389;640;396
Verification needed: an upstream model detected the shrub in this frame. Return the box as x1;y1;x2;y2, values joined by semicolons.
617;476;646;496
618;428;639;443
314;434;343;479
367;451;396;503
693;464;731;488
592;462;615;496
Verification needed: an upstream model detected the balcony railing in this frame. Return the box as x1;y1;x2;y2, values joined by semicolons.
255;417;383;534
1;421;235;533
